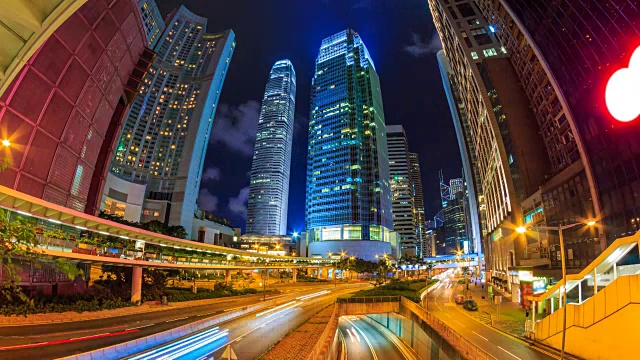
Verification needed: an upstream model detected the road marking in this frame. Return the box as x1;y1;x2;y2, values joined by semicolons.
344;319;378;360
126;323;155;331
472;331;488;341
453;319;466;327
498;346;522;359
165;316;189;323
0;329;139;351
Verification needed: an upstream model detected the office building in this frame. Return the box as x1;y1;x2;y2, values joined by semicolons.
305;29;393;261
475;0;637;270
387;125;417;257
246;60;296;235
408;152;428;257
108;6;235;237
0;0;152;215
437;50;484;260
428;0;550;292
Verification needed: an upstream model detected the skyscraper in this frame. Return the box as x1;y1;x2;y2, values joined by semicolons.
305;29;393;261
108;6;235;237
246;60;296;235
437;50;483;262
408;152;427;257
387;125;416;257
429;0;550;291
137;0;165;48
442;178;468;255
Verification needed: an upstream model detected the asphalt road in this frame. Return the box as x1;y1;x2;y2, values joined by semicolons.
0;283;359;360
427;276;556;360
126;286;367;360
338;315;418;360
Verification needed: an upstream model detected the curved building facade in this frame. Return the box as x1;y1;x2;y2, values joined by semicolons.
246;60;296;235
0;0;152;214
305;29;393;260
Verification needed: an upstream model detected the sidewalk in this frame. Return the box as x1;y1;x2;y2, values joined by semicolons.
0;294;261;326
458;281;528;338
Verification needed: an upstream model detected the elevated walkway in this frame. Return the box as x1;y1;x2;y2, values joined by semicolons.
528;230;640;359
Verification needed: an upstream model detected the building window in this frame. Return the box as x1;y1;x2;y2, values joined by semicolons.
483;48;498;57
471;51;479;59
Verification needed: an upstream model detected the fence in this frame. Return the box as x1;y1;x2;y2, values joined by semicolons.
336;295;400;303
306;302;341;360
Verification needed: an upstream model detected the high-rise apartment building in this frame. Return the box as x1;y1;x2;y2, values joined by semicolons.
246;60;296;235
475;0;638;270
428;0;550;292
0;0;152;215
137;0;165;48
109;6;235;237
441;178;468;255
305;29;393;261
387;125;417;257
408;152;427;257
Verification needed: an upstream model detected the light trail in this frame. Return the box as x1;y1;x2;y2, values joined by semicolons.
296;290;330;301
255;301;298;317
128;327;227;360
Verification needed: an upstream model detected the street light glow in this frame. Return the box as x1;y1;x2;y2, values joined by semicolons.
516;226;527;234
586;219;596;227
1;139;9;147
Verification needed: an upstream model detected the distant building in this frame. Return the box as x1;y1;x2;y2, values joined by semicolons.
0;0;153;215
108;6;235;238
408;153;427;257
246;60;296;235
386;125;417;257
234;234;298;257
192;209;234;246
305;29;393;261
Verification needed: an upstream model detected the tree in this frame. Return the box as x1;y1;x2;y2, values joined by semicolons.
376;258;393;285
0;209;83;303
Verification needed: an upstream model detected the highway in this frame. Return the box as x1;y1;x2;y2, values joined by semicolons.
0;283;362;360
127;286;366;360
427;275;556;360
338;315;418;360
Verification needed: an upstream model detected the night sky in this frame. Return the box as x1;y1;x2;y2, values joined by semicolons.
156;0;462;233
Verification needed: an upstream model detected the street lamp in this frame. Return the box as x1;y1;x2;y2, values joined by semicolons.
516;219;596;360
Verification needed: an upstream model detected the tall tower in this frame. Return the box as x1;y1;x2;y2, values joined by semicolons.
109;6;235;237
137;0;164;48
246;60;296;235
305;29;393;261
387;125;416;257
408;153;427;257
428;0;550;289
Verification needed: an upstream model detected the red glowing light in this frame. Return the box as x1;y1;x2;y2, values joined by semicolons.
606;46;640;122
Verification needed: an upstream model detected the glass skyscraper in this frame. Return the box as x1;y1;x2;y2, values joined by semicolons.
246;60;296;235
305;29;393;261
109;5;235;236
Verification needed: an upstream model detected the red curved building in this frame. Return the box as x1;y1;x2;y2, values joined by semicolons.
0;0;153;214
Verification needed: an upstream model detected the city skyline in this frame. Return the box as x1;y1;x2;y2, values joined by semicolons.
153;0;462;232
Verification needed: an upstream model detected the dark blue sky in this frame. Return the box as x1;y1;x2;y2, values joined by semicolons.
157;0;462;233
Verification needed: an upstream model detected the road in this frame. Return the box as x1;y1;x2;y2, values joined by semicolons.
427;276;556;360
338;315;418;360
0;283;362;360
127;286;366;360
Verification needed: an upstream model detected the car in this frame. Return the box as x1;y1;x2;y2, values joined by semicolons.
454;294;466;304
463;299;479;311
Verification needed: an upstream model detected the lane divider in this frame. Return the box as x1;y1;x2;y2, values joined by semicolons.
0;329;140;351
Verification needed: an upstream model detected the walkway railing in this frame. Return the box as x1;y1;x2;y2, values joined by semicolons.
306;302;341;360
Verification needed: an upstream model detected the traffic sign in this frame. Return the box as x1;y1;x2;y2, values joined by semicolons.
221;345;238;360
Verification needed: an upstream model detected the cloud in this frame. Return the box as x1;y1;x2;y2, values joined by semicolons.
211;101;260;156
404;32;442;57
202;167;221;181
197;189;219;212
228;186;250;218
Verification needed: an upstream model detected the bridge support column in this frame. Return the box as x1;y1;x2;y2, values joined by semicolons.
225;269;232;283
131;267;142;304
292;269;297;283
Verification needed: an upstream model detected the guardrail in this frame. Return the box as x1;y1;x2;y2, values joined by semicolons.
401;298;496;360
336;296;400;303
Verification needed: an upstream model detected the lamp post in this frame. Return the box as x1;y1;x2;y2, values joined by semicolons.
516;219;596;360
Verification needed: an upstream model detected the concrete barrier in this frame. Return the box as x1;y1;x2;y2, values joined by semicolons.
61;297;287;360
